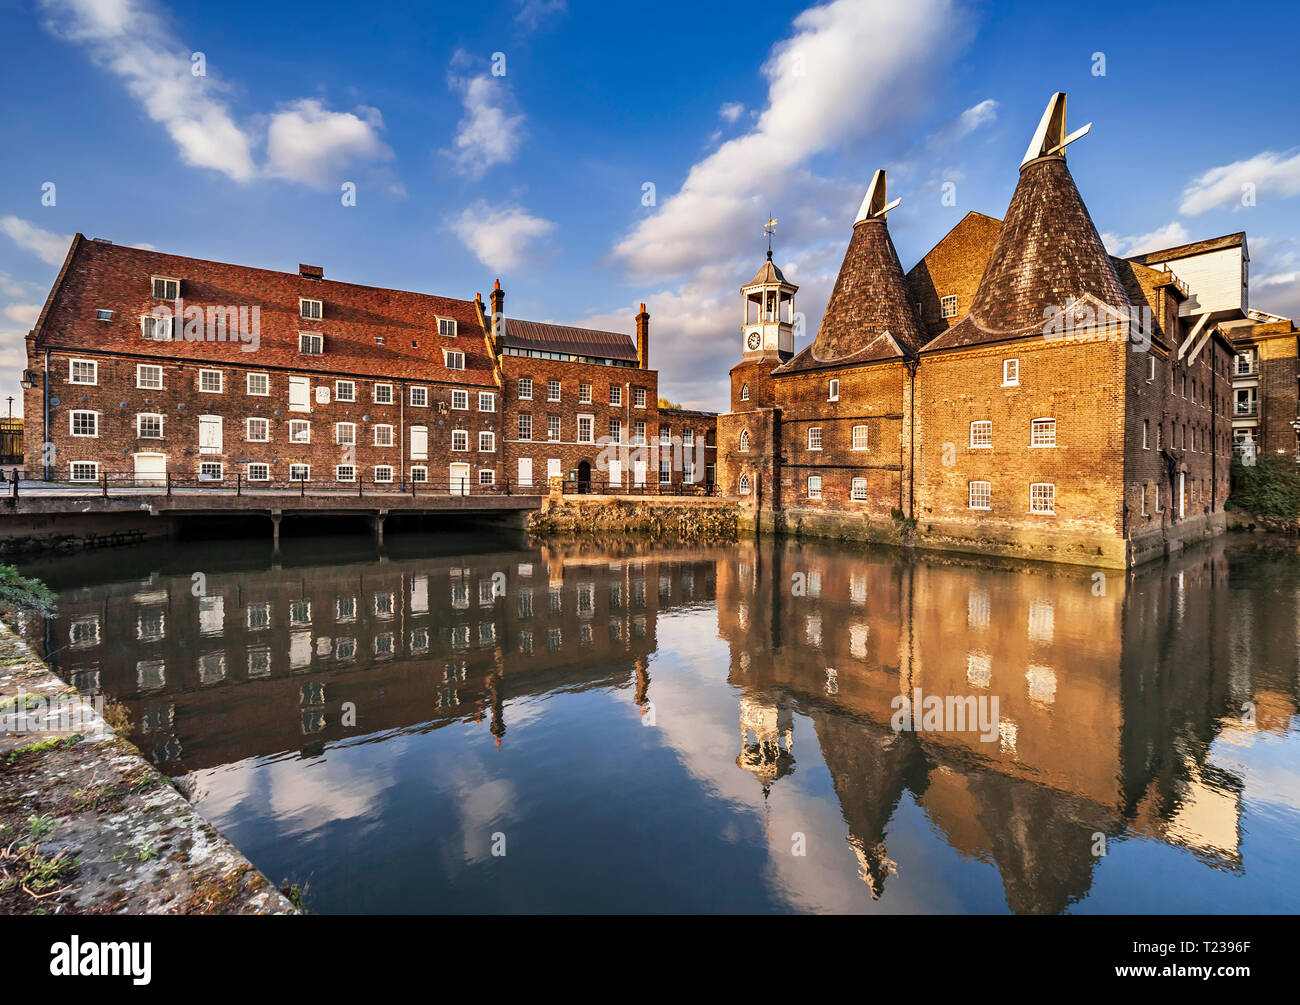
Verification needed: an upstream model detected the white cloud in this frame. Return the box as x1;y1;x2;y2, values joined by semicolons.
926;98;997;146
1100;222;1190;258
1180;150;1300;215
0;217;73;266
719;102;745;123
2;304;42;327
612;0;962;281
449;202;554;272
515;0;567;30
266;100;394;190
39;0;396;190
445;69;526;179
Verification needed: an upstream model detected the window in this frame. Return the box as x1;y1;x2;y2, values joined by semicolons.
547;380;561;402
1030;483;1055;514
438;317;457;337
659;426;671;445
299;333;324;355
1140;484;1148;516
374;383;394;405
738;473;751;495
336;464;356;482
633;420;646;444
479;470;496;485
374;424;394;447
579;383;592;404
1142;419;1149;449
449;389;468;411
335;422;356;446
479;431;495;452
659;460;671;483
289;464;310;482
578;415;594;443
141;315;174;341
808;427;822;451
851;477;868;502
246;417;270;442
518;378;533;400
1002;359;1019;386
634;387;646;408
137;364;163;390
409;385;428;407
243;372;268;396
608;419;622;443
335;380;356;402
199;369;223;393
452;430;469;452
969;481;991;510
807;475;822;500
852;425;869;451
547;416;561;441
247;463;270;481
136;413;163;439
70;410;97;437
1030;418;1057;447
289;420;310;444
739;429;750;452
96;309;113;321
300;298;323;320
444;350;465;370
1147;356;1156;383
970;420;992;448
152;276;180;300
478;391;495;412
69;359;97;384
518;414;533;440
199;462;223;481
410;466;428;483
683;428;694;446
609;386;622;406
828;378;839;401
940;294;958;319
70;461;98;482
374;465;394;483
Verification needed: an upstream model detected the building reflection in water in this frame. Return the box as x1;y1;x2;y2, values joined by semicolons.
26;531;1299;914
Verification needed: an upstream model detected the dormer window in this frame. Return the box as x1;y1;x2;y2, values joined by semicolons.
141;315;174;341
300;298;323;320
299;333;324;355
152;277;180;300
96;309;113;322
437;318;457;337
444;350;465;370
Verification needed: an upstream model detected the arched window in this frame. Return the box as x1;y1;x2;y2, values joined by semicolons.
739;474;751;495
739;429;750;452
740;383;750;401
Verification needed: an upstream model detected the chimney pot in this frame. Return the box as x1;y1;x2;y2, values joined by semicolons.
300;264;323;280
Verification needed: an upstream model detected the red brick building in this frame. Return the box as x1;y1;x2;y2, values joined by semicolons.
718;93;1256;567
22;237;715;494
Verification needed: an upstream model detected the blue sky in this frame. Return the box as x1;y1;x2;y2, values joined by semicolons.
2;0;1299;415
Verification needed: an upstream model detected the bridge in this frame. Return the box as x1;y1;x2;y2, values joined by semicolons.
2;473;542;550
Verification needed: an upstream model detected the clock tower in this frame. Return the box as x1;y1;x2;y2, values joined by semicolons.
740;246;797;362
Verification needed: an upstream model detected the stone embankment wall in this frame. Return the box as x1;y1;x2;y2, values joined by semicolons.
529;487;738;542
0;622;296;914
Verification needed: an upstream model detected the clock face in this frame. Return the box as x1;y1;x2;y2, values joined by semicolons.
746;331;761;350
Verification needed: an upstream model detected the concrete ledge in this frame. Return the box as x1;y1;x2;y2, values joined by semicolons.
0;622;296;915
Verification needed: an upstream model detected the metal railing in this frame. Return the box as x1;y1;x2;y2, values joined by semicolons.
1233;403;1259;418
560;478;718;497
4;470;523;500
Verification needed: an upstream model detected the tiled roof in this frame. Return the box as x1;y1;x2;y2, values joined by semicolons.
502;318;638;361
1127;232;1246;266
31;236;498;386
743;253;792;289
775;216;923;374
923;156;1130;352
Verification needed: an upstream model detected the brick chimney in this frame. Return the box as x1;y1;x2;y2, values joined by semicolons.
636;302;650;369
490;279;505;352
299;264;323;280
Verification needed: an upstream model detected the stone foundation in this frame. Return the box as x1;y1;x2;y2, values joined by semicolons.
530;494;738;541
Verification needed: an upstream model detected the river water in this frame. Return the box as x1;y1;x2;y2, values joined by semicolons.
17;529;1300;913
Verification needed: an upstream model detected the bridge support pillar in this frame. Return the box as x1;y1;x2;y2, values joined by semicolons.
270;511;282;553
373;510;387;547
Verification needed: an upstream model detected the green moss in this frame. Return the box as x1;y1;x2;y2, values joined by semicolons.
1227;456;1300;519
0;565;56;619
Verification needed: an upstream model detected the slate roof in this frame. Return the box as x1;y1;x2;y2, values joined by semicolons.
502;319;638;361
1127;232;1246;266
31;235;498;385
743;253;792;289
922;156;1131;352
774;216;924;375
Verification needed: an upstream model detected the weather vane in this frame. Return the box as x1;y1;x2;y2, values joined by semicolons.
764;214;778;256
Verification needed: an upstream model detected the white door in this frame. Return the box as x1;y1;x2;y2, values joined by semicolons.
198;415;222;454
410;426;428;460
634;459;647;487
518;457;533;487
609;459;622;486
133;452;166;486
288;376;310;412
449;463;470;496
547;458;562;480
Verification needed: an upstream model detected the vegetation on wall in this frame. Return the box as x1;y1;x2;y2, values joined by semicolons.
0;565;56;619
1227;456;1300;519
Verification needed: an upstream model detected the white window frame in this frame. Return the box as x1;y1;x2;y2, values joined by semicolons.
246;372;269;396
1002;359;1020;387
852;425;869;451
247;462;270;481
289;419;311;444
548;416;562;441
1030;482;1056;515
136;364;163;390
479;469;496;486
451;429;469;452
299;298;323;321
198;461;223;482
609;386;623;406
335;464;356;482
374;383;394;405
70;410;98;438
141;315;174;341
940;294;958;319
478;391;495;412
198;369;223;394
409;465;428;483
479;431;496;452
444;350;465;370
807;475;822;500
451;389;469;410
246;418;270;442
335;422;356;446
579;383;592;404
518;378;533;400
739;429;750;452
969;480;991;510
547;380;561;403
437;317;457;337
577;414;594;444
136;413;164;439
808;427;822;451
69;358;97;385
374;424;394;447
851;477;868;502
409;385;428;407
298;332;324;355
70;461;99;482
828;378;839;401
634;387;647;408
289;464;311;482
738;473;751;495
152;276;180;300
517;414;533;441
335;380;356;402
1029;418;1057;448
373;465;394;483
970;420;992;449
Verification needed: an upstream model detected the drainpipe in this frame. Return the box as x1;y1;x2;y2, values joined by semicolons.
399;380;405;490
42;348;50;481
